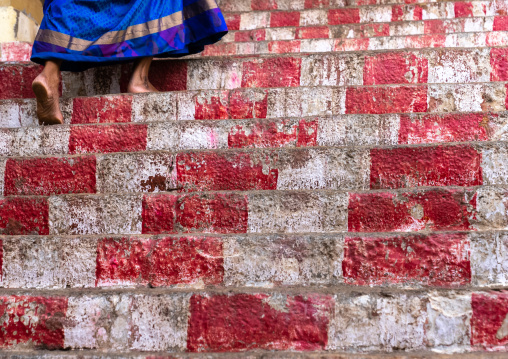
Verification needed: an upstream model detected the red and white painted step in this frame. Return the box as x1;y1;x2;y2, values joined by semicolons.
2;290;508;352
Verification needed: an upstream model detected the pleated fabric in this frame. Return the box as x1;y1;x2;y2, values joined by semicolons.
31;0;228;71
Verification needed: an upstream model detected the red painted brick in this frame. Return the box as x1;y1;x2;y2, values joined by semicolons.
348;189;477;232
229;90;268;119
0;198;49;235
176;152;278;191
305;0;329;8
471;292;508;348
242;58;301;88
328;8;360;25
334;38;370;51
69;124;147;154
176;193;248;234
424;20;447;34
252;0;278;10
270;11;301;27
297;119;318;147
392;5;422;21
71;96;132;124
142;193;248;234
96;237;152;286
0;296;67;349
235;29;266;42
370;145;482;189
391;5;404;21
96;237;224;287
343;233;471;286
454;2;474;17
150;237;223;286
296;26;330;39
346;86;428;114
142;194;177;234
399;113;490;144
225;14;241;31
405;34;446;48
0;64;43;100
228;121;299;148
195;92;229;120
364;53;428;85
187;293;334;352
493;16;508;31
268;41;301;54
120;61;187;93
202;43;237;57
491;48;508;81
4;157;96;196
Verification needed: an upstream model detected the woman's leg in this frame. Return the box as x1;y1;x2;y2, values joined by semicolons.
32;60;64;125
127;57;159;93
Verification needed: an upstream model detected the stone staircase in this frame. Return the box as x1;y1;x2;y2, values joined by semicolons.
1;0;508;356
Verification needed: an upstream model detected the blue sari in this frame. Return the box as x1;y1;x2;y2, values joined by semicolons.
31;0;228;72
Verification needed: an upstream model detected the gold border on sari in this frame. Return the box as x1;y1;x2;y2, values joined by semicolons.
35;0;219;52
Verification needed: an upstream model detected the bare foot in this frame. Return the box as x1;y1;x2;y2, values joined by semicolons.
126;77;159;93
32;73;63;125
127;57;159;94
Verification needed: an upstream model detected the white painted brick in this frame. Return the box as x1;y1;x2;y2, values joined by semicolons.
389;22;425;36
177;92;197;121
471;1;488;16
276;149;370;190
455;32;487;47
300;54;363;87
463;17;493;32
300;10;328;26
317;115;399;146
0;158;6;196
428;49;491;83
130;294;190;351
369;36;405;51
247;191;348;233
0;126;70;157
359;6;392;23
216;0;251;11
187;60;241;90
422;2;454;20
483;145;508;186
132;93;177;122
332;88;347;115
428;84;506;113
266;88;286;118
277;0;306;10
220;32;235;43
300;39;333;52
0;101;23;128
265;27;296;41
49;194;143;235
96;152;176;194
240;12;270;30
471;232;508;286
147;121;228;151
475;187;508;230
1;237;96;289
285;87;334;117
328;294;427;351
64;295;129;349
223;235;344;287
425;292;472;353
